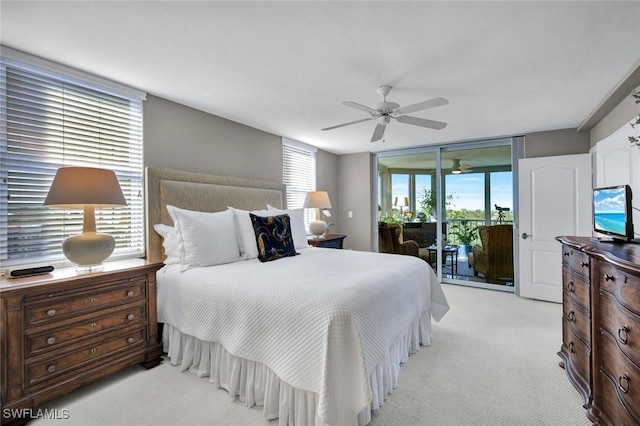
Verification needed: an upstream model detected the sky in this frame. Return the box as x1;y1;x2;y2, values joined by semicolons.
392;171;513;211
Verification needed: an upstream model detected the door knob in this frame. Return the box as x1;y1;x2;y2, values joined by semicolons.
522;232;532;239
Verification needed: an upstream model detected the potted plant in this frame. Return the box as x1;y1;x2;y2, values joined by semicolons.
418;188;455;221
449;220;477;253
629;90;640;149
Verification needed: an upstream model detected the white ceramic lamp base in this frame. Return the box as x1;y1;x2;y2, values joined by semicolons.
63;232;115;271
309;220;328;237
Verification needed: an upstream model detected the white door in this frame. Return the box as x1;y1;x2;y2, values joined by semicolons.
518;154;591;302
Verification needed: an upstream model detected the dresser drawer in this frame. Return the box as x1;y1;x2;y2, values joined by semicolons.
598;263;640;317
599;330;640;420
599;290;640;368
563;294;590;346
25;278;146;326
26;304;146;357
563;245;590;279
562;267;590;311
25;326;145;388
563;318;590;386
598;368;640;426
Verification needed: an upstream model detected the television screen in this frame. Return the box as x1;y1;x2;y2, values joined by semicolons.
593;185;633;241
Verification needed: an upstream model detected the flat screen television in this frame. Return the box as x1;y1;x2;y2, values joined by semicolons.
592;184;633;241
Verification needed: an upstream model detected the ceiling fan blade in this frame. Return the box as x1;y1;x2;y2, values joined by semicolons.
395;97;449;115
341;101;379;114
371;123;386;142
396;115;447;130
321;117;373;131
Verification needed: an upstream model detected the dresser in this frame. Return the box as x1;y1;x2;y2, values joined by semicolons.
556;236;640;425
0;259;164;425
307;234;347;249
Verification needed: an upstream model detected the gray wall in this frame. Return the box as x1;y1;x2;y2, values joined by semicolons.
316;149;339;232
338;153;373;251
524;128;590;158
590;85;640;145
144;95;282;183
144;95;339;214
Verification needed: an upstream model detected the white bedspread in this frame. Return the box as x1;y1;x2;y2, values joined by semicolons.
157;248;449;425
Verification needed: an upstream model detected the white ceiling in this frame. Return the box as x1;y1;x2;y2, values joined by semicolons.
2;1;640;155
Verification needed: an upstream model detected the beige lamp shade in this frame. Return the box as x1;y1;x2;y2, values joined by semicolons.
394;196;409;207
44;167;127;269
303;191;332;209
44;167;127;208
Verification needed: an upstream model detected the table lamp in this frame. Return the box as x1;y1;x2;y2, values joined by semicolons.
44;167;127;270
304;191;332;237
394;196;409;216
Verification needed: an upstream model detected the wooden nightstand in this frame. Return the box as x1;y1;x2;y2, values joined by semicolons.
0;259;164;426
307;234;347;249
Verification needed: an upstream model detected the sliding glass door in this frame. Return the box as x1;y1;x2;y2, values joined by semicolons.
377;138;515;291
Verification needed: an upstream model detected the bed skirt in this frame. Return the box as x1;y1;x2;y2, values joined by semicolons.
162;310;433;426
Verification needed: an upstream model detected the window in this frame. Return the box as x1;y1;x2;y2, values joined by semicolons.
282;138;316;228
0;50;146;268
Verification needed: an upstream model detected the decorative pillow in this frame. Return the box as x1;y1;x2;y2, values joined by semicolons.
266;205;309;250
153;224;180;265
228;207;271;259
249;213;297;262
166;205;241;269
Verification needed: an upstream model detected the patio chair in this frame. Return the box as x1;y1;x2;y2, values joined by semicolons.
469;224;514;282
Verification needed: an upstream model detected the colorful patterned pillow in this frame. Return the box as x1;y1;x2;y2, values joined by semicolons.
249;213;297;262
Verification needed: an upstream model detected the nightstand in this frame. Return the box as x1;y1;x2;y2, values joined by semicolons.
307;234;347;249
0;259;164;426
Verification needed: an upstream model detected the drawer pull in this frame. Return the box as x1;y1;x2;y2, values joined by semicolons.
47;365;56;373
90;348;97;354
127;290;134;297
603;274;615;282
46;309;56;316
46;336;56;345
90;297;96;303
91;323;97;328
567;311;575;322
618;325;629;345
127;337;135;344
567;281;575;292
568;342;574;353
581;261;589;268
127;314;135;321
618;374;630;394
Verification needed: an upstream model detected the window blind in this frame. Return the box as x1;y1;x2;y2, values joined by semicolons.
282;139;316;227
0;57;145;267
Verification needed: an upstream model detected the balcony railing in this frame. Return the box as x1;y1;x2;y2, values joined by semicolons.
444;218;513;246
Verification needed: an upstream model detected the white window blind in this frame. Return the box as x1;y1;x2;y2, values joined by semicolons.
282;139;316;227
0;55;145;268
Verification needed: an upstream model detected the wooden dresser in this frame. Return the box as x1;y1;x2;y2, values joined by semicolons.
556;236;640;425
0;259;164;425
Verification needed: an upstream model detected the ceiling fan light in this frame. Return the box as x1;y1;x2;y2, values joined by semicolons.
452;169;462;174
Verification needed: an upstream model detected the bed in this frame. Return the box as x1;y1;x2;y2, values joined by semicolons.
145;167;449;426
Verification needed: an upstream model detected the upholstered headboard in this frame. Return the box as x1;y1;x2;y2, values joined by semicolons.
145;167;287;263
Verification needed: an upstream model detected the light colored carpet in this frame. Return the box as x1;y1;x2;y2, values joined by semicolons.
30;284;590;426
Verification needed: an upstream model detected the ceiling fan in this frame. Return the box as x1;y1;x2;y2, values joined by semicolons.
451;159;473;174
321;85;449;142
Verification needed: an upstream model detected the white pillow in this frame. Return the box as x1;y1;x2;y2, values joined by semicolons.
266;205;309;249
228;207;271;260
166;205;241;268
153;224;180;265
